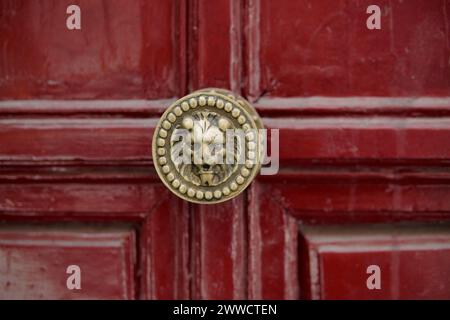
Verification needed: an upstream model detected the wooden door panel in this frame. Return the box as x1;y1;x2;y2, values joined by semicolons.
3;103;450;164
140;195;190;300
0;180;162;219
249;0;450;98
1;0;449;300
244;0;450;300
299;224;450;299
1;0;190;298
264;112;450;163
0;0;185;99
191;197;247;299
188;0;243;93
0;117;153;162
0;226;135;299
0;167;190;299
249;174;450;299
188;0;248;299
258;172;450;224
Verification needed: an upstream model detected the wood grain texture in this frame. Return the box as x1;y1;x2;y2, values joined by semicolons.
1;98;450;164
1;97;449;298
267;116;450;163
249;172;450;298
248;182;299;299
0;118;155;162
1;0;450;300
0;225;136;299
0;0;184;99
188;0;243;93
258;167;450;221
0;166;190;299
140;194;190;299
191;196;247;299
248;0;450;98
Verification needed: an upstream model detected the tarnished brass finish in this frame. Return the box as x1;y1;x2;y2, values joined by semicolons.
152;88;263;204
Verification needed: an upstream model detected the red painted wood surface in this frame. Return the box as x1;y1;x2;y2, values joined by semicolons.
0;169;190;299
0;226;135;299
0;0;184;99
251;0;450;98
191;197;247;299
299;224;450;299
0;0;449;300
188;0;242;93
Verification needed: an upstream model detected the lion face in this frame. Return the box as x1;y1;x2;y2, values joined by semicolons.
170;111;241;186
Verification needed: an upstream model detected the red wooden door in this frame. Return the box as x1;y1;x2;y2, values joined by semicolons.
1;0;450;299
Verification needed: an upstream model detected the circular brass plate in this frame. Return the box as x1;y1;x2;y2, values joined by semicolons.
152;88;263;204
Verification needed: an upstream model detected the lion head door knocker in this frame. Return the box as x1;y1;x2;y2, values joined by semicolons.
152;88;264;204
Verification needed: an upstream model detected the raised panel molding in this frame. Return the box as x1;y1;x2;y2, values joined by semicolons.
299;224;450;299
0;167;190;299
0;226;136;299
1;97;450;164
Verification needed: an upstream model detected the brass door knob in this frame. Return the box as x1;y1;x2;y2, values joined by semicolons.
152;88;264;204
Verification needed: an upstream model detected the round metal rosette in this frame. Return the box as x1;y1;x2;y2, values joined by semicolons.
152;88;264;204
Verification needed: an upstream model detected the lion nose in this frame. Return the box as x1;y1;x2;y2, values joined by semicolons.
202;148;215;166
202;164;211;171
